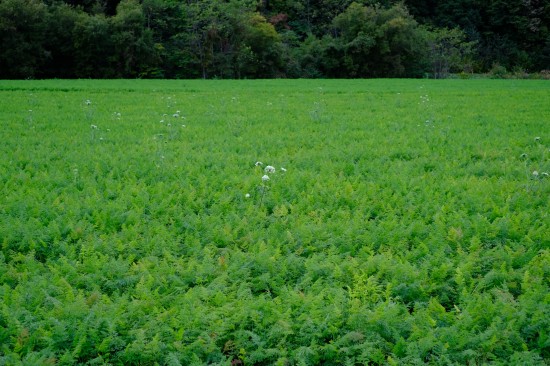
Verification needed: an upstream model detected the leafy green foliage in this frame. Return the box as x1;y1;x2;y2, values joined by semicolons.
426;27;477;78
330;2;427;77
0;79;549;364
1;0;549;78
0;0;48;78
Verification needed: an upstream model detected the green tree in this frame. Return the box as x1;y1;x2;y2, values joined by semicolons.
287;34;327;77
165;0;283;79
174;0;223;78
482;0;550;70
237;13;283;77
72;13;115;77
404;0;550;71
331;2;428;77
111;0;159;77
259;0;399;39
427;27;476;78
42;3;84;78
0;0;47;78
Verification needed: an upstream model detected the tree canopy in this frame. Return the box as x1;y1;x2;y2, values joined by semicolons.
1;0;549;78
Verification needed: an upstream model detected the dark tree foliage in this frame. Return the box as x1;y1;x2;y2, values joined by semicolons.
0;0;549;78
41;3;84;78
404;0;550;71
0;0;48;78
328;2;428;78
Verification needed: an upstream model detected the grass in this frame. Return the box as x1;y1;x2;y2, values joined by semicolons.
0;79;549;365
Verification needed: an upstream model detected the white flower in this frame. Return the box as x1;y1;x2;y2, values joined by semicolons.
245;193;251;198
542;172;549;178
262;175;270;182
534;136;541;142
281;167;287;172
85;99;91;105
90;124;97;129
532;170;539;177
255;161;263;166
172;113;179;118
265;165;276;173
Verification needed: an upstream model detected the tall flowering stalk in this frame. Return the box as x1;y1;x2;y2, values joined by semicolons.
252;162;286;207
259;174;270;207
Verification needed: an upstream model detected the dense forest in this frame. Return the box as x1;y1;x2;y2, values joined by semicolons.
1;0;549;79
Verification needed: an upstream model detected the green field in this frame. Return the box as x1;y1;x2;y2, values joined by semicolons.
1;79;549;365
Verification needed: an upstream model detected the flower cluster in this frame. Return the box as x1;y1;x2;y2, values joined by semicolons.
246;161;288;202
254;162;287;182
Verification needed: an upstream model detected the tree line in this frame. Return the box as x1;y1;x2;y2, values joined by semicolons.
1;0;549;79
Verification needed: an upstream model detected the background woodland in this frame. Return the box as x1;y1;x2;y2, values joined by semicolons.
1;0;549;79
